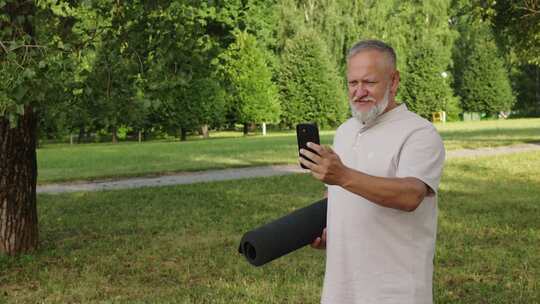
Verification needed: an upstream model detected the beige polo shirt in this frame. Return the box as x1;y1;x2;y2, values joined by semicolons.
321;104;445;304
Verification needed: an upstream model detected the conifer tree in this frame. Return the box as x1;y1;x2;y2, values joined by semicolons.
278;29;347;128
400;41;457;119
220;30;281;134
453;24;515;114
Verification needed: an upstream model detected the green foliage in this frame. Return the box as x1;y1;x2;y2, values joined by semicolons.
1;0;536;139
278;29;347;128
187;75;228;128
220;30;281;125
277;0;348;67
389;0;457;119
400;41;457;118
444;95;463;122
0;0;58;125
511;64;540;117
454;23;515;114
317;0;460;120
239;0;279;50
491;0;540;66
141;1;231;137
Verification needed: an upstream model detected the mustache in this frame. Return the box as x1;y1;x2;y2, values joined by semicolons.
350;96;376;103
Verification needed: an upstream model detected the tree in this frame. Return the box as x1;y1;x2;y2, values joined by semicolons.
512;64;540;116
81;1;151;143
278;29;347;128
0;0;145;255
143;1;232;140
460;39;515;114
453;22;515;114
480;0;540;116
0;0;66;255
220;30;281;134
451;0;537;117
188;75;228;138
490;0;540;66
387;1;457;119
400;41;458;119
89;39;137;143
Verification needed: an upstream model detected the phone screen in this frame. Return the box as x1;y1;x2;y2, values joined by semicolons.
296;123;320;169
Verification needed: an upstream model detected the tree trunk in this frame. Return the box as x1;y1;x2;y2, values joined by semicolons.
243;123;249;135
200;124;209;139
534;66;540;115
262;122;267;136
77;126;85;143
111;126;118;144
138;130;142;143
179;127;187;141
0;106;39;255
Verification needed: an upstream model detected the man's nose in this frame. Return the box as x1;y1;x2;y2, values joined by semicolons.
353;85;368;98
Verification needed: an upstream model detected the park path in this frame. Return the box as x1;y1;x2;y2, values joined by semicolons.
37;143;540;194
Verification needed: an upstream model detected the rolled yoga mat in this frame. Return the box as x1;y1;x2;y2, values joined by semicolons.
238;198;327;266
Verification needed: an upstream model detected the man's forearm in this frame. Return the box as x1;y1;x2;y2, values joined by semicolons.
338;167;427;212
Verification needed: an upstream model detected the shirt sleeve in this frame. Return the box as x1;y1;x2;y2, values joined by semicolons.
395;126;445;194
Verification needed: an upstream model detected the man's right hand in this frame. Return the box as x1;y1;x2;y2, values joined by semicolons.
311;228;327;250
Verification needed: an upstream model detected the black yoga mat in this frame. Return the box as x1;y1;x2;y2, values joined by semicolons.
238;198;327;266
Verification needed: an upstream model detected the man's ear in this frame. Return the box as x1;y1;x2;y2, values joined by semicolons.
391;70;400;96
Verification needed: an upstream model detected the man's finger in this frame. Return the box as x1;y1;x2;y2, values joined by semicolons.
307;142;324;154
311;237;321;248
300;148;322;164
308;142;334;157
299;157;317;170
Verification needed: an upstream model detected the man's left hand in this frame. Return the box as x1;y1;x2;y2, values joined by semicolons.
299;142;348;185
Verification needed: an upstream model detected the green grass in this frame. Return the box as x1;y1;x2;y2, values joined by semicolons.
36;130;334;184
435;118;540;150
37;118;540;183
2;151;539;303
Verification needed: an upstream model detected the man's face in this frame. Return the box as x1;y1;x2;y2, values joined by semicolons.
346;50;398;123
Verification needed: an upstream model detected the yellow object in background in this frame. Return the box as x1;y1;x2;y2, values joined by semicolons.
432;111;446;123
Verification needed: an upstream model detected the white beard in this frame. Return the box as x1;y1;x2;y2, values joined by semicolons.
350;86;391;125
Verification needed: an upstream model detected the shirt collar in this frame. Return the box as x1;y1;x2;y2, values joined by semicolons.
357;103;407;132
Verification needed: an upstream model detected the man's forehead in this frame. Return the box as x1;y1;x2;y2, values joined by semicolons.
347;50;393;74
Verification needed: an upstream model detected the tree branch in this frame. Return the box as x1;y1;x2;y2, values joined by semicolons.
0;41;8;54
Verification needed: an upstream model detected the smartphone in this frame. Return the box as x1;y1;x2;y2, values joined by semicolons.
296;123;320;169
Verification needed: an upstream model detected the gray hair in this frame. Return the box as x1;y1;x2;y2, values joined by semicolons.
347;40;397;70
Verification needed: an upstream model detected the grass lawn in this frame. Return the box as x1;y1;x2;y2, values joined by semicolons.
36;118;540;184
36;130;334;184
2;151;539;303
435;118;540;151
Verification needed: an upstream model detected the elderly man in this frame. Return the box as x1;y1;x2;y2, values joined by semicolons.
299;40;445;304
